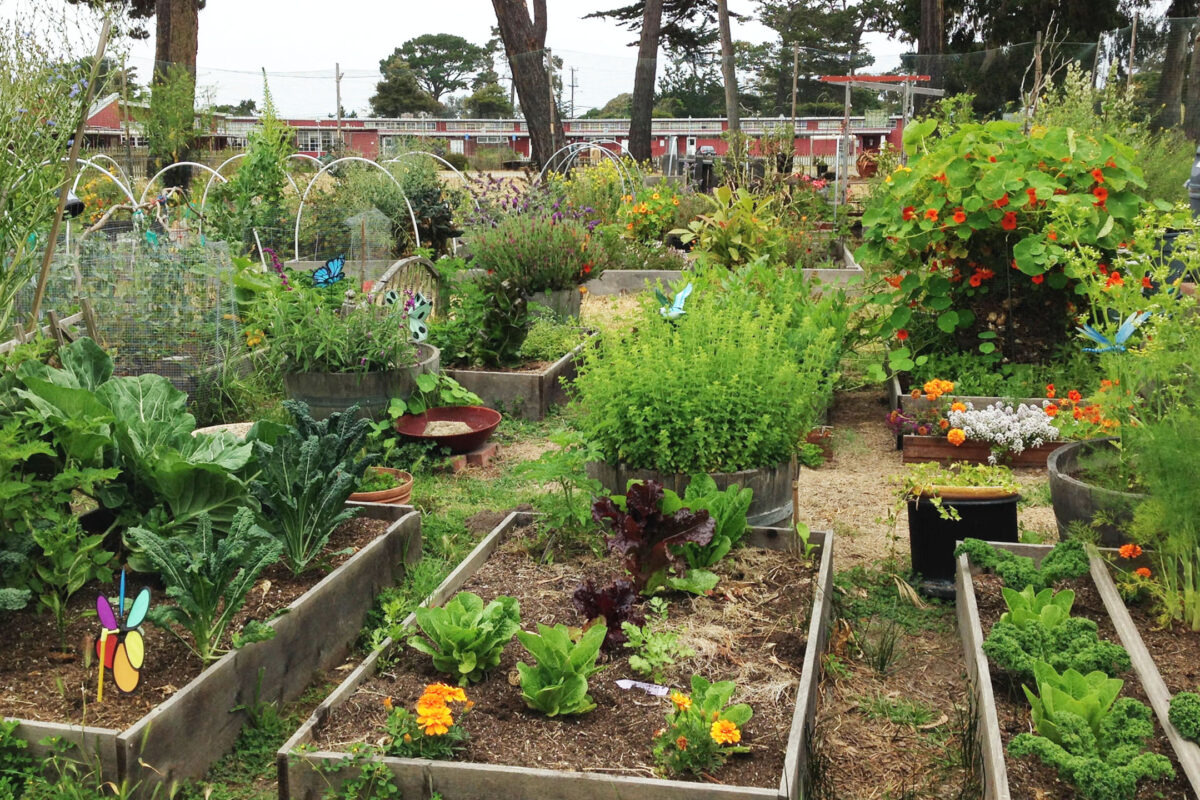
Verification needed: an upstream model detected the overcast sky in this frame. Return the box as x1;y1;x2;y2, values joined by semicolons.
42;0;908;117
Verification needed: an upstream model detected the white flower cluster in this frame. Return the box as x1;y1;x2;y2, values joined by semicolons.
947;401;1060;464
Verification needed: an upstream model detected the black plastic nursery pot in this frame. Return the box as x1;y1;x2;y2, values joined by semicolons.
907;495;1019;589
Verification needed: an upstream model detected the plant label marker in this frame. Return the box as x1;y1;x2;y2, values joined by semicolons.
615;679;670;696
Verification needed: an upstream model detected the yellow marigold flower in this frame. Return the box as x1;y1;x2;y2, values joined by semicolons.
672;197;680;206
403;733;412;743
675;735;688;750
423;683;467;704
652;192;661;200
947;428;967;446
670;691;692;712
382;696;393;711
417;704;453;736
711;719;741;745
950;402;967;413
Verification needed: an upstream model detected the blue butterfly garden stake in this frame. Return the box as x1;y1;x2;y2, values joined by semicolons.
312;255;346;288
1078;311;1151;353
95;570;151;699
654;283;693;320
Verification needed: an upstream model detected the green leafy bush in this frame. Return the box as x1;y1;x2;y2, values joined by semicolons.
0;719;34;799
250;401;373;575
30;516;113;640
573;274;840;474
429;276;532;368
1009;696;1174;800
669;475;752;570
409;591;521;685
516;622;607;716
132;509;282;663
517;318;582;363
652;675;753;777
673;186;786;268
469;213;604;292
512;430;605;557
1169;691;1200;742
954;538;1090;591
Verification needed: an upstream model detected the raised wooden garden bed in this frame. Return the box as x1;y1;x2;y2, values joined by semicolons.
587;460;796;527
3;503;421;796
279;511;835;800
901;436;1065;466
956;542;1197;799
444;339;588;421
886;373;1044;417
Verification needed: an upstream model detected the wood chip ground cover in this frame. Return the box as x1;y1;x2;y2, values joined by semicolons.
313;532;816;787
0;516;387;730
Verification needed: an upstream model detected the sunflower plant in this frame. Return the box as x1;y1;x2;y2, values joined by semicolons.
652;675;752;777
858;119;1149;369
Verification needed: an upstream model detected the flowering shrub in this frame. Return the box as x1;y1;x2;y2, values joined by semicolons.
652;675;752;777
381;684;472;759
618;185;680;243
468;212;606;292
858;120;1148;360
947;401;1061;462
673;186;786;268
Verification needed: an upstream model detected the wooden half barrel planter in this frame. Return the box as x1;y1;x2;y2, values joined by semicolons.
6;503;421;796
1047;438;1142;546
283;343;441;420
444;338;591;421
956;542;1200;799
587;460;796;527
279;511;835;800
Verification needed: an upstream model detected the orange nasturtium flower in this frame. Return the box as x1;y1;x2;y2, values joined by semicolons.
1119;543;1144;560
924;208;939;221
947;428;967;446
1068;390;1082;403
710;719;742;745
1045;404;1059;418
952;209;967;224
1135;567;1152;579
1045;384;1056;399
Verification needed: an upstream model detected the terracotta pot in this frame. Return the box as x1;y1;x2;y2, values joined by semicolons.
348;467;414;505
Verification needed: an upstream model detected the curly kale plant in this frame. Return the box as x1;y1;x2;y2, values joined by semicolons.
409;591;521;685
516;622;607;716
1169;691;1200;742
592;480;717;595
1010;696;1174;800
955;538;1090;590
984;602;1129;681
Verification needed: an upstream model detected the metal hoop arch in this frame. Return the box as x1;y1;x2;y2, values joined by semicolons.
72;153;132;195
383;151;481;211
538;140;635;194
196;153;306;239
61;157;139;207
292;156;420;263
139;161;228;206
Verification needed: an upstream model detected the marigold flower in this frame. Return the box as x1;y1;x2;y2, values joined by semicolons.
917;424;930;436
1135;567;1152;578
417;704;453;736
940;419;950;429
902;205;916;221
403;733;412;743
951;402;967;412
1045;384;1056;399
675;735;688;750
711;719;741;745
1032;274;1044;285
1045;404;1059;417
1066;390;1081;403
925;208;939;221
652;192;660;200
670;691;692;712
423;683;468;704
1119;543;1143;559
947;428;967;446
953;209;967;224
626;223;634;230
672;197;679;206
911;389;922;399
1001;211;1018;231
896;328;909;341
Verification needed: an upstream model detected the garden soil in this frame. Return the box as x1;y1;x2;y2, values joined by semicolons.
0;516;388;729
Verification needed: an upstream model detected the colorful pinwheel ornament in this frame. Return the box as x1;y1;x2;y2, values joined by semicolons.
95;570;150;700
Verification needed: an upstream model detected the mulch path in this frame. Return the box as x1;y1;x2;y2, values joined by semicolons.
314;531;818;788
0;516;388;730
973;572;1193;799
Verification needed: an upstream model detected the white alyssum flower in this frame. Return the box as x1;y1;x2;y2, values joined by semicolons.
947;401;1060;462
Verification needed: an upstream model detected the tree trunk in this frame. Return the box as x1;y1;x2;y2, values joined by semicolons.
1183;23;1200;139
491;0;564;168
917;0;944;110
1156;2;1196;130
716;0;739;132
628;0;664;163
152;0;199;189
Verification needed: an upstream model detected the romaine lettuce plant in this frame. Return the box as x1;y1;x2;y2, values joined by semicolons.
132;509;282;663
1000;585;1075;629
516;622;607;716
1023;662;1123;745
592;480;717;595
409;591;521;685
669;475;752;569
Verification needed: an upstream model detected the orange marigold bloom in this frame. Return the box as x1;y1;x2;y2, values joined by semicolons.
383;697;393;711
1135;567;1152;578
676;735;688;750
711;719;742;745
1119;543;1143;559
670;691;692;712
423;683;468;704
951;402;967;412
939;419;950;430
417;704;454;736
947;428;967;446
911;389;922;399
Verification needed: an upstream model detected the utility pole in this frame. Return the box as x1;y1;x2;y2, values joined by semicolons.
122;52;133;176
547;48;557;126
790;43;799;121
569;66;578;118
335;62;344;152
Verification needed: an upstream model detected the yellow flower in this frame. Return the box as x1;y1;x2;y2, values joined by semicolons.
382;696;393;711
417;703;453;736
670;691;692;712
652;192;660;200
710;719;741;745
672;197;679;206
422;683;467;704
947;428;967;446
